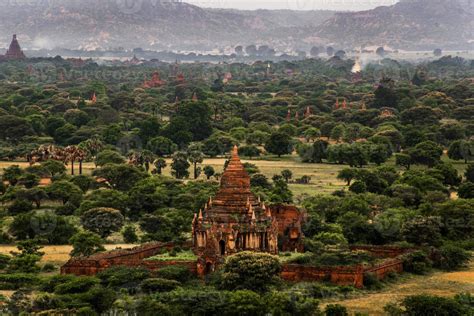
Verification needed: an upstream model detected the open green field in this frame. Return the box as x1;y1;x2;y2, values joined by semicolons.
0;153;469;198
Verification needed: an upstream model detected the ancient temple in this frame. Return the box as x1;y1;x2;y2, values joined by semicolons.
2;35;26;60
192;146;304;275
143;72;166;88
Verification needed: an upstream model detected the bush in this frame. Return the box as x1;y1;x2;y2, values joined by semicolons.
433;244;471;271
0;273;40;290
32;293;62;311
265;290;321;316
402;251;432;274
220;251;281;292
40;274;77;292
363;272;382;290
155;265;192;283
0;254;11;269
41;263;56;272
7;199;33;215
402;294;468;316
97;266;150;291
141;278;181;293
325;304;349;316
54;276;100;294
122;225;138;243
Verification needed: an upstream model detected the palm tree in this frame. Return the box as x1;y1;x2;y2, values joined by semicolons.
152;158;167;175
188;150;204;179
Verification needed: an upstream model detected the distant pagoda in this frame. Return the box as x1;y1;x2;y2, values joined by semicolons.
4;35;26;60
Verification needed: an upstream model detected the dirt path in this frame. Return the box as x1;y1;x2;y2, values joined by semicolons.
322;260;474;315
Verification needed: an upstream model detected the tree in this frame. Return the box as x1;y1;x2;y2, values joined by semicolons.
402;295;467;316
408;141;443;167
330;125;345;143
458;182;474;199
2;165;24;186
221;252;281;292
17;188;48;208
448;140;473;163
337;168;358;186
310;46;320;57
81;207;124;238
41;160;66;176
47;180;83;206
95;150;125;167
465;164;474;182
395;153;411;170
18;173;40;188
376;46;385;57
122;225;138;243
401;216;442;246
265;132;293;157
303;128;321;142
326;46;334;56
188;150;204;179
152;158;167;175
0;115;34;141
281;169;293;183
433;48;443;57
147;136;177;156
171;152;190;179
69;231;105;257
238;145;261;158
7;240;44;273
203;166;215;180
270;178;293;203
92;164;147;191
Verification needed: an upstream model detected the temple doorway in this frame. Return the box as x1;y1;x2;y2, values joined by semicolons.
219;240;226;255
205;262;213;274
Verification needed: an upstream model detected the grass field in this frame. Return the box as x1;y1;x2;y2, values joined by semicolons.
0;152;468;198
321;258;474;315
0;157;348;197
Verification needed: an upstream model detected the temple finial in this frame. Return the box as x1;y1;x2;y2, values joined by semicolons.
198;209;203;220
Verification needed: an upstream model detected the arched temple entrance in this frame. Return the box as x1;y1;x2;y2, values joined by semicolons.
219;240;226;255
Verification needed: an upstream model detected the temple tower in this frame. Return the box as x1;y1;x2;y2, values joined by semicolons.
5;35;26;60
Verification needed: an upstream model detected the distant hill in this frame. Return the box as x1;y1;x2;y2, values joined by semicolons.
315;0;474;50
0;0;472;51
0;0;333;51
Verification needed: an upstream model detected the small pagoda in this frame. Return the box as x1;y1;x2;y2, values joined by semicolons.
3;35;26;60
192;146;304;275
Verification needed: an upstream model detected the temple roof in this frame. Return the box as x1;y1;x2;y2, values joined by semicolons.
5;35;26;60
204;146;264;221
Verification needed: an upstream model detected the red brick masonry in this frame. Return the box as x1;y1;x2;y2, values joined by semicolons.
61;243;412;288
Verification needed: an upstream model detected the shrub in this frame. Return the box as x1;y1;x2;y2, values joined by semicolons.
220;251;281;292
97;266;150;290
54;276;100;294
155;265;192;283
363;272;382;290
402;251;432;274
32;293;62;311
402;294;468;316
122;225;138;243
0;273;40;290
228;290;267;316
265;290;321;316
41;263;56;272
325;304;349;316
7;199;33;215
40;274;77;292
141;278;181;293
0;254;11;269
433;244;471;271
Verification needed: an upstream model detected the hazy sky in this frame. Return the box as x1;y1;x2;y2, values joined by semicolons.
185;0;400;11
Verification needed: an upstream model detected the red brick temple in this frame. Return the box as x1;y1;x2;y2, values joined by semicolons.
1;35;26;60
192;146;305;275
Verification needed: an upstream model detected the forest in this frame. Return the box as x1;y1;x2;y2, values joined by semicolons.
0;55;472;315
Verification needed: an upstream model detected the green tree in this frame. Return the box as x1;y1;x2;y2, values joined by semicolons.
458;182;474;199
408;141;443;167
147;136;177;156
92;164;147;191
465;164;474;182
152;158;167;175
281;169;293;183
41;160;66;176
203;166;215;180
337;168;359;186
95;150;125;167
265;132;293;157
81;207;124;238
171;152;190;179
221;252;281;292
395;153;412;170
188;150;204;179
2;165;24;186
69;231;105;257
122;225;138;243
